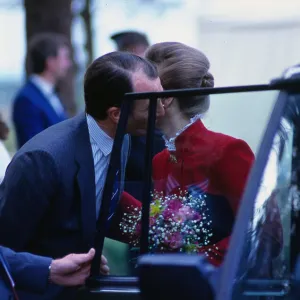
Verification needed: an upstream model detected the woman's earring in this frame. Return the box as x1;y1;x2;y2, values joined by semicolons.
162;104;165;108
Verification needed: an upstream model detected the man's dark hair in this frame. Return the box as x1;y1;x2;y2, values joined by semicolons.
26;32;69;74
111;31;149;51
84;51;158;120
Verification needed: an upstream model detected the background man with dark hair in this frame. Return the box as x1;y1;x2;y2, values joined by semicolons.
13;32;71;148
0;51;164;299
111;31;165;201
111;31;149;57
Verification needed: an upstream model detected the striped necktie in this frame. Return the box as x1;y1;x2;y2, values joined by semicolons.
105;162;121;227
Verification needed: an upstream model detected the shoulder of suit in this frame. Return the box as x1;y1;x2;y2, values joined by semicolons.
13;81;42;106
14;80;35;97
17;115;85;155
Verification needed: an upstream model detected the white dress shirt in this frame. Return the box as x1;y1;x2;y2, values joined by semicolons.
30;75;65;116
86;114;114;217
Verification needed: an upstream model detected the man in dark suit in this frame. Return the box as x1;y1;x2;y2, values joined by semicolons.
111;31;165;201
0;246;104;300
13;33;71;148
0;51;164;299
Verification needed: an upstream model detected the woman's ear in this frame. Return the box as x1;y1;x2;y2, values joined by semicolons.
107;107;121;124
162;97;174;109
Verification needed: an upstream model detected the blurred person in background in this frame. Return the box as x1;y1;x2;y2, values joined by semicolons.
111;31;165;201
111;31;149;57
0;114;10;184
13;33;71;149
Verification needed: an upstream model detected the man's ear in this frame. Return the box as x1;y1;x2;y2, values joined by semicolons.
162;97;174;109
107;107;121;124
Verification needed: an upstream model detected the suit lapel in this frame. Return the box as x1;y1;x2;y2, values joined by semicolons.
74;114;96;248
73;118;130;244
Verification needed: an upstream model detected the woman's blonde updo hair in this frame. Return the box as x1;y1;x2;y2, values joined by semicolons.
145;42;214;118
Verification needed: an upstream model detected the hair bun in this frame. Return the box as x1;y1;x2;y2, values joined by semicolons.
202;72;214;88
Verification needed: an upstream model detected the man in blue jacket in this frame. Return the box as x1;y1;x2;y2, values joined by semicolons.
0;246;109;300
13;32;71;148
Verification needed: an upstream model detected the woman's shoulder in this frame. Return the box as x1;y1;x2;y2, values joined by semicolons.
212;131;253;155
202;126;252;152
183;125;254;168
177;120;243;148
209;132;255;179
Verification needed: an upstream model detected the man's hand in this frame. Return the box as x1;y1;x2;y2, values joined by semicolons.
100;255;110;275
49;248;95;286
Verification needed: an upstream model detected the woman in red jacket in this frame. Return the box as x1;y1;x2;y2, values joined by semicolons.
118;42;254;267
144;42;254;266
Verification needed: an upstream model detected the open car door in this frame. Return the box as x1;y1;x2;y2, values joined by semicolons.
217;67;300;300
77;67;300;300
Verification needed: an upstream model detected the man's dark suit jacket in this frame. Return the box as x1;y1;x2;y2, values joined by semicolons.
13;80;67;149
0;246;51;300
0;113;130;299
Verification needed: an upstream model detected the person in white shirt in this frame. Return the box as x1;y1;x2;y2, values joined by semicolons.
12;32;72;148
